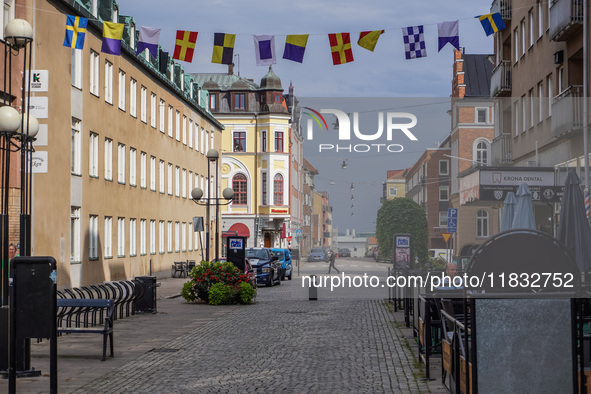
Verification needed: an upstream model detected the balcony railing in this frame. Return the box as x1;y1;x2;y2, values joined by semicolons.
550;0;583;41
491;133;513;165
491;0;512;20
551;85;584;138
491;60;512;97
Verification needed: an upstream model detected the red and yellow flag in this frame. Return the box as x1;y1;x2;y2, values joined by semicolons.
358;30;384;52
328;33;354;65
173;30;198;62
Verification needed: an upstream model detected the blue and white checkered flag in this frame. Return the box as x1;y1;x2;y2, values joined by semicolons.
402;25;426;60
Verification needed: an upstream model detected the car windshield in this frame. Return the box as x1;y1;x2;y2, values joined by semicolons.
311;248;324;254
246;249;269;259
273;251;285;259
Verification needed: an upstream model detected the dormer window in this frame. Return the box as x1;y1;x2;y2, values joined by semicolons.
233;93;245;110
274;93;282;103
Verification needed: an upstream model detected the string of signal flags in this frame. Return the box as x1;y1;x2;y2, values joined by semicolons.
63;12;506;65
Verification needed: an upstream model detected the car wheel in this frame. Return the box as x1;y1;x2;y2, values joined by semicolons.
288;271;292;280
281;269;286;281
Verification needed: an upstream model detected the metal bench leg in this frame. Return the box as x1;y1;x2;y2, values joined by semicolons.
109;332;114;358
102;333;107;361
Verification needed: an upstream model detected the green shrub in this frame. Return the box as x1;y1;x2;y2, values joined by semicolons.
208;283;234;305
237;282;256;304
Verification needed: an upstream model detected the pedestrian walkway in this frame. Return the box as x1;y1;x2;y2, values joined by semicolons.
1;270;439;393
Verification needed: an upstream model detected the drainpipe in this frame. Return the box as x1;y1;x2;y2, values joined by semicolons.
254;113;259;247
584;0;589;190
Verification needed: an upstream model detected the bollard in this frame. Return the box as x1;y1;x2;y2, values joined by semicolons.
387;267;391;301
308;274;317;300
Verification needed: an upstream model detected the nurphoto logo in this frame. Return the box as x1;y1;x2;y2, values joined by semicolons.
303;107;418;153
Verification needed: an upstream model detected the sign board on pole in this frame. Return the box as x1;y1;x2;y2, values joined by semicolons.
447;208;458;233
441;233;452;243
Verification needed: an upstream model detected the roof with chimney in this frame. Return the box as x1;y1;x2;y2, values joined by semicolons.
462;54;494;97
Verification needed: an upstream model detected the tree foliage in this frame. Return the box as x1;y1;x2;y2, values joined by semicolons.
376;198;429;267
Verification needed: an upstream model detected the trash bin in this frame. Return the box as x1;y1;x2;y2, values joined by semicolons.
135;276;157;313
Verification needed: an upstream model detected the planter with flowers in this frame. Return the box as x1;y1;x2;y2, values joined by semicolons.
181;261;256;305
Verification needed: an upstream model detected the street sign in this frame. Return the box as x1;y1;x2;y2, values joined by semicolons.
441;233;452;243
447;208;458;233
295;229;302;237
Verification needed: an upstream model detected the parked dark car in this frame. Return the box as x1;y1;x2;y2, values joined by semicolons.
307;247;327;262
338;248;351;258
271;248;293;280
246;248;281;287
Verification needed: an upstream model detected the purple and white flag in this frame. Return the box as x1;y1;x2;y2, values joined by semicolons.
253;35;276;66
438;21;460;52
136;26;161;58
402;25;426;59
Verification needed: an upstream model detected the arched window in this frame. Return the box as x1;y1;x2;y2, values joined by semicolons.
473;139;490;166
476;209;489;238
232;174;247;205
273;174;284;205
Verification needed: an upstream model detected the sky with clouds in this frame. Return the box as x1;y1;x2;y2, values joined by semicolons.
120;0;496;234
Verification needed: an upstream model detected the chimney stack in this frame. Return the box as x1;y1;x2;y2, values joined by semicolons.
228;63;234;75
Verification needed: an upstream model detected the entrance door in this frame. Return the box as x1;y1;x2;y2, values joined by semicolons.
264;233;272;248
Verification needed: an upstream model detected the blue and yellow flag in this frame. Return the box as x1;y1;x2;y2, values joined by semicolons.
477;13;506;36
63;15;88;50
283;34;308;63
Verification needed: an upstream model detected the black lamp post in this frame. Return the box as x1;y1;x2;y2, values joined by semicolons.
190;149;234;262
0;18;40;378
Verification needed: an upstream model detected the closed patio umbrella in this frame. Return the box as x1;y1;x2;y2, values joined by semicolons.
511;182;536;230
500;192;516;232
557;170;591;272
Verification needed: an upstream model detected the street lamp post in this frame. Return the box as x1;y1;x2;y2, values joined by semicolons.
191;149;235;262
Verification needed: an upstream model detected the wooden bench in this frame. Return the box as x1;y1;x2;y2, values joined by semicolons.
57;298;115;361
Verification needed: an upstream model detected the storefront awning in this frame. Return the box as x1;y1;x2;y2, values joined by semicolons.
227;223;250;238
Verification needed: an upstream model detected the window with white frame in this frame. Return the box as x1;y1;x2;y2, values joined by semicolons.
175;221;180;252
159;220;165;253
194;124;199;152
389;187;397;197
182;115;187;145
140;152;147;188
514;28;519;63
168;106;173;137
548;75;553;117
71;118;81;175
130;78;137;117
150;156;156;191
439;212;448;227
90;50;99;96
168;163;173;195
188;119;193;148
477;209;489;237
188;171;193;199
104;138;113;180
201;128;205;153
159;99;165;132
538;81;544;123
71;49;82;89
520;20;526;56
514;100;520;136
140;85;147;122
167;221;173;252
187;222;192;251
529;10;534;48
558;67;564;93
522;95;527;132
118;217;125;256
182;169;187;198
175;166;180;197
105;61;113;104
88;132;99;176
175;111;180;141
439;186;449;201
1;1;14;41
117;143;126;184
439;160;449;175
150;219;156;254
211;132;214;150
89;215;98;259
538;1;544;38
181;221;186;251
129;148;137;186
104;216;112;258
118;70;126;110
474;139;490;165
70;207;80;263
476;108;487;123
150;93;157;128
529;89;535;128
159;160;165;193
140;219;146;255
129;218;137;256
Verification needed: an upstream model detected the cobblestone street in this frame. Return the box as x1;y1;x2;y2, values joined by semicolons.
73;293;428;393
